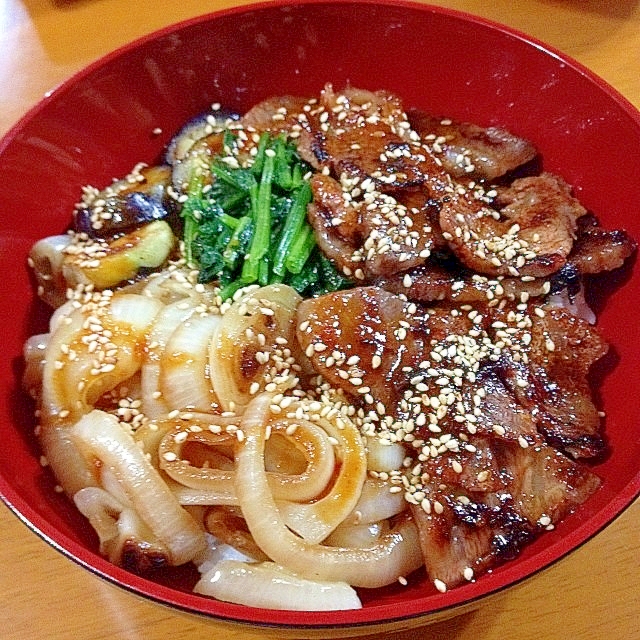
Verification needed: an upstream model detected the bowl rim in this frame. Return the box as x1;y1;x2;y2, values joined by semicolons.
1;0;639;631
3;485;639;632
2;0;640;148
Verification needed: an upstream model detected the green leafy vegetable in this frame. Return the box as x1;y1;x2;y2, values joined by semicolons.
180;132;352;299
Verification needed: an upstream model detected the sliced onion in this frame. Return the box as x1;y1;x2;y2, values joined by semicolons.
41;293;162;423
265;418;336;502
108;293;164;330
341;477;407;526
99;465;133;506
49;299;77;332
160;313;221;412
276;403;367;543
141;299;198;418
195;560;362;611
39;424;98;496
40;308;86;421
72;409;206;565
203;506;269;561
365;436;407;472
73;486;126;557
196;533;256;576
74;486;171;566
235;395;424;588
159;413;336;505
22;333;49;399
169;481;239;507
159;423;238;499
140;267;219;306
209;285;303;412
264;429;306;474
132;419;173;468
28;234;73;308
324;520;388;548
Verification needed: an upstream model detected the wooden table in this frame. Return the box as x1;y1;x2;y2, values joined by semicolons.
1;1;638;639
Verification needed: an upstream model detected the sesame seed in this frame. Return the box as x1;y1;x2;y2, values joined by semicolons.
434;579;447;593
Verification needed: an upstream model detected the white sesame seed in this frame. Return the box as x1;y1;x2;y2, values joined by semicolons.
434;579;447;593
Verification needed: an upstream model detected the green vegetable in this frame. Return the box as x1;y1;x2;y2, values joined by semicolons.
272;181;312;277
179;131;352;299
285;224;316;274
241;152;275;283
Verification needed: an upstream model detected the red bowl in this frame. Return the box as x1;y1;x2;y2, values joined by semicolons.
1;0;638;635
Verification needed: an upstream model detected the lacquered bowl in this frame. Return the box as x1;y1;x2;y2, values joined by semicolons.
1;1;638;636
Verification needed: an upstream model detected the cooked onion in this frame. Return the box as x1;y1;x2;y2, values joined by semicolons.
141;299;198;418
169;481;239;507
195;560;362;610
41;294;162;423
324;520;388;548
49;299;77;332
140;267;218;305
159;424;238;500
234;395;423;588
209;284;303;412
365;436;407;472
159;413;336;505
276;403;367;543
74;486;128;560
341;477;407;526
196;533;255;576
203;506;269;561
159;313;221;412
264;418;336;502
74;486;170;566
39;424;98;496
28;234;73;308
72;410;206;565
22;333;49;399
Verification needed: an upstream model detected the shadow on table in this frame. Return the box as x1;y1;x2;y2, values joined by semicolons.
538;0;639;18
370;610;479;640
